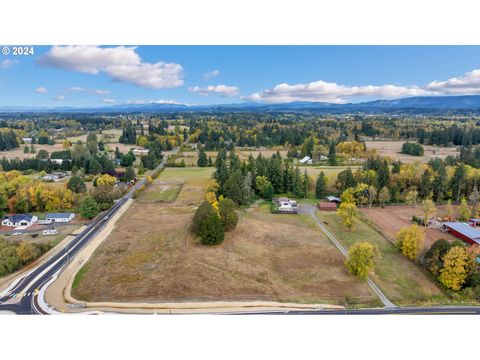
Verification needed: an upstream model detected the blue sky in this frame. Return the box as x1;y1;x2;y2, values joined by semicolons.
1;46;480;107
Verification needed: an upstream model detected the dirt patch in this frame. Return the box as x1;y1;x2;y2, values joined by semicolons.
365;141;458;164
361;205;460;252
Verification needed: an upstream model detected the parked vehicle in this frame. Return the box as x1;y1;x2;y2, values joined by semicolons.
43;229;59;236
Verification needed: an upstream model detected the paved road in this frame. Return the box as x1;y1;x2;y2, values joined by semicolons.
0;153;172;315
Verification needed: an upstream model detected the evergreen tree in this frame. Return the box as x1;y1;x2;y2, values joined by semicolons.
328;141;337;166
315;171;327;199
197;145;208;167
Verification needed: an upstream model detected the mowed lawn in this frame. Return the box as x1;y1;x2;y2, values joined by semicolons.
72;167;377;306
316;211;446;305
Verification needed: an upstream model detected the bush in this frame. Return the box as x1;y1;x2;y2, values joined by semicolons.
401;142;424;156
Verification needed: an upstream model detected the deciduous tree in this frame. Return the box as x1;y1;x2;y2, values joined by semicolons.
345;242;378;280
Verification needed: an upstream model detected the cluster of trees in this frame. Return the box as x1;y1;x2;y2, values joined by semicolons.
418;124;480;146
0;171;75;215
0;238;50;277
119;125;137;144
401;142;424;156
192;195;239;245
213;149;311;203
424;239;480;293
0;130;19;151
333;155;480;213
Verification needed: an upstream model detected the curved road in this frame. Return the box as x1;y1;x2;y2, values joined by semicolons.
0;151;173;315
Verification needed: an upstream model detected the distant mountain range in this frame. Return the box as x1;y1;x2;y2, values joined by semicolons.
3;95;480;114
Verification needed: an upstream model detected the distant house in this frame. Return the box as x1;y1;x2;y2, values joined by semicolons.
2;214;38;227
318;202;337;211
132;148;149;155
319;155;328;161
326;196;341;203
299;156;313;164
45;212;75;223
41;174;59;182
22;137;32;144
50;158;63;165
272;197;298;214
443;222;480;246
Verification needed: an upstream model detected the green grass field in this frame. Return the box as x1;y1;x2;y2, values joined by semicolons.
141;184;182;202
299;165;362;179
315;211;447;305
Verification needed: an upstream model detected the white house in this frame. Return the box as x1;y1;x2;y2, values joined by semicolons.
1;214;38;227
319;155;328;161
22;137;32;144
299;156;313;164
45;212;75;223
132;148;149;155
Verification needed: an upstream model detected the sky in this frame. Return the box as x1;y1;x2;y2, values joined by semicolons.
1;46;480;107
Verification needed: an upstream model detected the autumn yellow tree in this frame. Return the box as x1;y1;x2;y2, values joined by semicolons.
16;242;40;263
62;139;72;149
345;242;378;280
205;191;219;212
458;198;470;221
96;174;116;186
420;199;437;225
438;246;469;291
205;179;220;194
337;201;358;230
396;224;425;261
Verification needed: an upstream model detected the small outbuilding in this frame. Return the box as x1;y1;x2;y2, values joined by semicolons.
326;196;341;203
318;202;337;211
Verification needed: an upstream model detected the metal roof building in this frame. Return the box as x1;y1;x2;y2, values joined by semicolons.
443;222;480;246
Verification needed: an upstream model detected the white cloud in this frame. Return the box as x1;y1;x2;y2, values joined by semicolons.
69;86;87;92
95;89;110;95
246;68;480;103
102;98;115;104
1;59;18;69
39;46;184;89
245;80;428;104
54;95;65;101
203;69;220;80
35;87;48;94
125;99;147;105
150;99;183;105
189;84;239;97
425;69;480;94
125;99;185;105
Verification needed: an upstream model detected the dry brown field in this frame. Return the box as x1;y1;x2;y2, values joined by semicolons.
72;167;376;306
365;141;459;163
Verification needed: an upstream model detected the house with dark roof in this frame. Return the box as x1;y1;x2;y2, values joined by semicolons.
45;212;75;223
443;222;480;246
2;214;38;227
